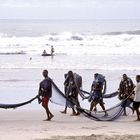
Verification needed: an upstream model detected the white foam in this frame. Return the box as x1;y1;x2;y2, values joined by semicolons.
0;33;140;70
0;33;140;55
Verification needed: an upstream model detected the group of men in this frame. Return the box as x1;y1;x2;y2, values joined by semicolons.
38;70;140;121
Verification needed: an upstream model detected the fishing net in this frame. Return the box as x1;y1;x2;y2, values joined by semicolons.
80;89;119;99
0;96;38;109
51;81;74;108
50;81;133;121
0;80;133;121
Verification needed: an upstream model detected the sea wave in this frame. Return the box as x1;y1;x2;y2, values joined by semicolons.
0;51;26;55
104;30;140;35
0;32;140;55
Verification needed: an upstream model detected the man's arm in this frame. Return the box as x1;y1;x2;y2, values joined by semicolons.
118;81;124;99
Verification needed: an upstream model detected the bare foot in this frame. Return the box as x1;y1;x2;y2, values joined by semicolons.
132;108;135;114
104;113;108;117
60;111;66;114
49;114;54;120
70;113;77;116
75;112;80;116
93;108;97;112
134;119;140;121
43;119;50;121
122;113;127;116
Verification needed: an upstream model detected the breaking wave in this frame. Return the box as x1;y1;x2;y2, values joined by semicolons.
0;31;140;56
105;30;140;35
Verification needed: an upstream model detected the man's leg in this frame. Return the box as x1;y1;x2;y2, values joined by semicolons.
42;99;54;121
45;105;54;120
100;101;108;116
75;97;80;115
47;102;54;120
90;101;97;111
61;106;67;114
135;108;140;121
70;108;76;116
123;100;127;116
42;104;50;120
123;107;127;116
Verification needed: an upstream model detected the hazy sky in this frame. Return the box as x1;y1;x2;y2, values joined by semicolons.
0;0;139;19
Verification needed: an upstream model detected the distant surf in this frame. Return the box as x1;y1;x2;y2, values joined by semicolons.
104;30;140;35
0;51;26;55
0;19;140;70
0;32;140;56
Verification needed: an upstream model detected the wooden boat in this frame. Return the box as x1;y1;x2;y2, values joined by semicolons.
42;53;53;56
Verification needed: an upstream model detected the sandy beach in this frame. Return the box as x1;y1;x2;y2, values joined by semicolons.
0;109;140;140
0;2;140;139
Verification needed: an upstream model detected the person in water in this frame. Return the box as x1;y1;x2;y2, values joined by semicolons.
38;70;54;121
133;75;140;121
61;70;81;116
118;74;134;115
89;73;108;116
42;49;47;55
51;46;54;55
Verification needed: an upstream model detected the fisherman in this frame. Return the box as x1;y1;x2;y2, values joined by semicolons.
51;46;54;55
89;73;108;116
38;70;54;121
133;75;140;121
43;49;47;55
61;71;82;116
118;74;134;115
60;73;71;114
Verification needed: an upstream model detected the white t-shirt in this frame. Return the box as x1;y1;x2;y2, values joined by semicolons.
134;82;140;102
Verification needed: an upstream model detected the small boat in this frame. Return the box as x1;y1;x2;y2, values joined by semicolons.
42;53;53;56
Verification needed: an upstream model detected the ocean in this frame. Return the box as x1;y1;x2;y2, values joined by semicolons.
0;19;140;70
0;19;140;110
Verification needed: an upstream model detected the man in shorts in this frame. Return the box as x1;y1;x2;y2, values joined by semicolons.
38;70;54;121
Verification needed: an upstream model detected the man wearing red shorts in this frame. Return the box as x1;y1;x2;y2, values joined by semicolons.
38;70;54;121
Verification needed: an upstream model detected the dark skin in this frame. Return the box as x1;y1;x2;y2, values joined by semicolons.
90;100;106;112
61;80;76;115
61;76;72;114
122;74;128;116
135;76;140;121
90;75;107;116
90;97;107;116
40;70;54;121
119;74;134;116
61;72;79;115
90;74;99;112
42;103;54;121
61;74;70;114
